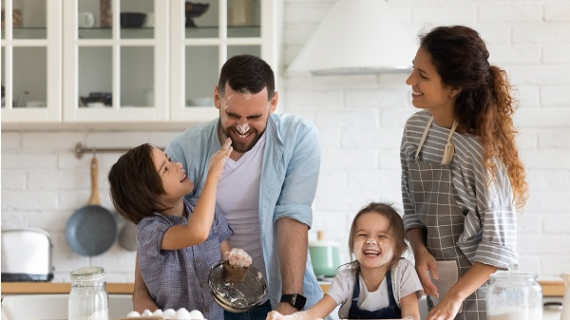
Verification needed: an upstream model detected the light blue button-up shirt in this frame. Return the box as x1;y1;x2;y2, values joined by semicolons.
165;113;323;310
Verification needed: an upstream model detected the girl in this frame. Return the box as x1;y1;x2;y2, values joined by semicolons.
401;25;528;320
266;202;423;320
108;138;252;320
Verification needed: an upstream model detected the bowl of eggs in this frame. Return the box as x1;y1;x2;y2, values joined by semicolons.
124;308;205;320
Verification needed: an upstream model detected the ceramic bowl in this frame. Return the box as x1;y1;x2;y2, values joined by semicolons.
120;12;146;28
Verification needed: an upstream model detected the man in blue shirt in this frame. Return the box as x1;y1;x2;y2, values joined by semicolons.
132;54;323;320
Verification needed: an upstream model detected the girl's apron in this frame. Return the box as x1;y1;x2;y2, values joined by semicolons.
347;269;401;319
408;117;486;320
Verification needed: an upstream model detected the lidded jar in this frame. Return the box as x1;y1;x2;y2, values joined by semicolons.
486;266;542;320
68;266;109;320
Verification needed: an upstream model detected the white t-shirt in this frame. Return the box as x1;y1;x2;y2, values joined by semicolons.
216;134;268;297
326;259;423;319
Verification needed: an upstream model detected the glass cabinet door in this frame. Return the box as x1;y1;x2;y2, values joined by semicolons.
170;0;276;123
1;0;62;123
62;0;169;122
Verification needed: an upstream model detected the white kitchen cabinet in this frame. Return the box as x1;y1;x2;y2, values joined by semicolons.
1;0;282;125
1;0;62;123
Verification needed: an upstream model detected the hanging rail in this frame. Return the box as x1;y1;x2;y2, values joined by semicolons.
74;143;166;159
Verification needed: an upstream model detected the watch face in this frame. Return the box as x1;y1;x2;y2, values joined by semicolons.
295;294;307;309
282;294;306;310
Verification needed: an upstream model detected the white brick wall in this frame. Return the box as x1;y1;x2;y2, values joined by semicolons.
2;0;570;282
282;0;570;279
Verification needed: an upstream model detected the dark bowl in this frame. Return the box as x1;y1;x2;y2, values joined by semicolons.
80;92;112;106
120;12;146;28
185;2;210;18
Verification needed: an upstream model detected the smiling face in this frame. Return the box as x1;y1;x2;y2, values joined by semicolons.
151;147;193;211
406;47;459;116
352;211;396;270
215;83;277;155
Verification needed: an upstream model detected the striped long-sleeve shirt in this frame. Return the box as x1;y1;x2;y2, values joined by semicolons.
400;110;518;269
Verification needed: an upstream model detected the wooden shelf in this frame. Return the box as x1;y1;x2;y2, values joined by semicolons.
1;282;133;294
539;280;565;297
1;281;562;297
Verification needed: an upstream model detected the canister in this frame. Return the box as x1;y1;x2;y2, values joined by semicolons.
308;231;340;278
486;268;542;320
68;266;109;320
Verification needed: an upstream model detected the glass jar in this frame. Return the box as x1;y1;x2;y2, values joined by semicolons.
486;268;543;320
68;266;109;320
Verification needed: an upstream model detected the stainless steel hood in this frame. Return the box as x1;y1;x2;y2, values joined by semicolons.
286;0;418;76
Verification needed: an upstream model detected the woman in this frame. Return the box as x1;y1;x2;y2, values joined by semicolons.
400;25;528;320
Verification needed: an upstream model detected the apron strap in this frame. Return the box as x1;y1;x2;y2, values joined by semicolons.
414;117;459;165
414;117;433;161
440;119;459;165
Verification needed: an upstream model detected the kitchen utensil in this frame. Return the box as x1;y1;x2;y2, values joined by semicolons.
120;12;146;28
561;273;570;320
208;260;266;312
1;228;54;282
185;2;209;28
65;154;117;257
308;231;340;278
118;220;138;251
486;267;542;319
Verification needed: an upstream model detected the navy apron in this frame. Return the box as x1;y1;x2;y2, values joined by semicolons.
347;269;401;319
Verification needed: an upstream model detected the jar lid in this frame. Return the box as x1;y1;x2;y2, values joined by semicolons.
70;266;106;281
490;269;537;280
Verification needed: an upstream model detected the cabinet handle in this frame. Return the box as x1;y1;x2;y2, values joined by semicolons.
543;301;563;311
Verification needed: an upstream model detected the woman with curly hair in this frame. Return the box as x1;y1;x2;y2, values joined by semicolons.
400;25;528;320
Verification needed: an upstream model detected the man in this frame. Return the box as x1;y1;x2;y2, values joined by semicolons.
133;54;323;320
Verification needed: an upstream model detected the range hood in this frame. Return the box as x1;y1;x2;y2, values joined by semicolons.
286;0;418;76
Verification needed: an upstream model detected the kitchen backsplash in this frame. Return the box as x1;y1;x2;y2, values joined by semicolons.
2;0;570;282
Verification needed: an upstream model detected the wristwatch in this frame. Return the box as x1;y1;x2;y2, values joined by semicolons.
280;293;307;310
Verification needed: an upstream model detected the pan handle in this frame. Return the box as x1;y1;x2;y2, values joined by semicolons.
88;153;101;206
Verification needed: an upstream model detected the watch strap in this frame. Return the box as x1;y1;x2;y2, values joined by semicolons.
280;293;307;310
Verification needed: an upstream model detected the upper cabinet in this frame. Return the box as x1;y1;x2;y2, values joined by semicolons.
1;0;281;125
1;1;62;122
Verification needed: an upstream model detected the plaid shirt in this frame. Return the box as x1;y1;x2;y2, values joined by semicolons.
138;198;232;320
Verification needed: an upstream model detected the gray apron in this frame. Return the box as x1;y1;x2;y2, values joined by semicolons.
408;117;486;320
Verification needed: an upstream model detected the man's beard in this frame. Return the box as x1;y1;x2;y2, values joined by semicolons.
220;123;263;153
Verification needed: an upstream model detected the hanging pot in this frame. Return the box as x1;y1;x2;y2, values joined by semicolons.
65;154;117;256
118;220;138;251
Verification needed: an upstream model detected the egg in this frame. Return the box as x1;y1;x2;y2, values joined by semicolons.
189;309;204;319
175;307;191;319
141;309;153;317
163;308;177;319
153;309;164;317
125;311;141;318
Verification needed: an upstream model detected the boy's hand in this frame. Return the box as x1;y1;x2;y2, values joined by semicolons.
225;248;252;268
208;138;233;178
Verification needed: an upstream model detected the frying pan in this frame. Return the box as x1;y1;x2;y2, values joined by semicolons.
66;154;117;256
